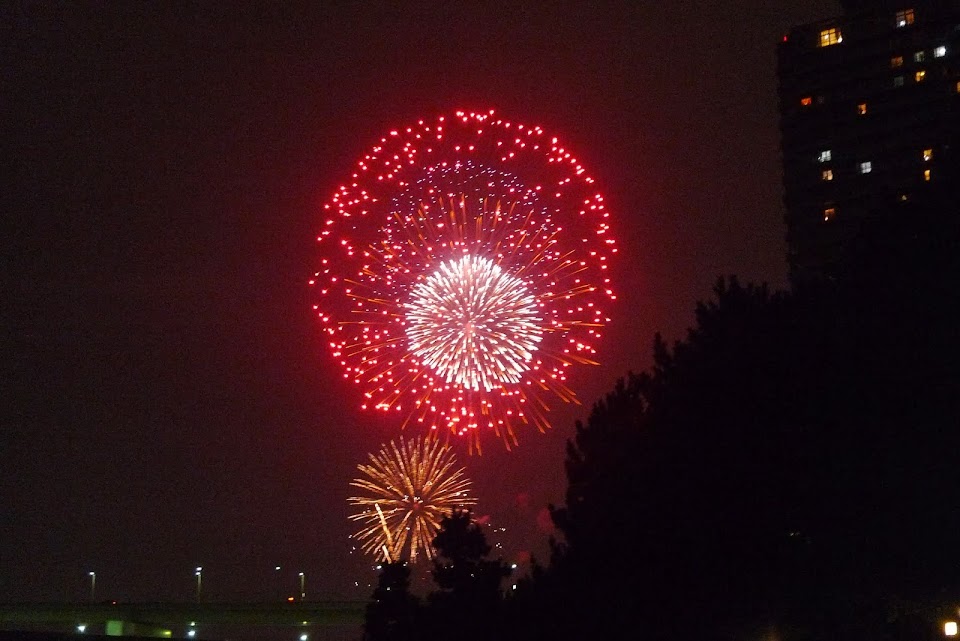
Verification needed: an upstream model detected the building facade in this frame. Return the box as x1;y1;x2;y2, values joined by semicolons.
778;0;960;281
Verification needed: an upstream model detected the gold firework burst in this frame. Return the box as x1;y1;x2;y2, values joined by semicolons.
348;436;476;562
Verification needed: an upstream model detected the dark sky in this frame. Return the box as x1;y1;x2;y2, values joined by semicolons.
3;0;837;603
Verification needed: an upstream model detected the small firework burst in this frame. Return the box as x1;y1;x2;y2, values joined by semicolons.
348;436;476;563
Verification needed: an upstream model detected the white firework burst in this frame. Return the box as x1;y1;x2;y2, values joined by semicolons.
404;254;543;392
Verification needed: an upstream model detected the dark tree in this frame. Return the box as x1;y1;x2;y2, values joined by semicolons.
537;266;960;641
425;509;511;641
363;561;420;641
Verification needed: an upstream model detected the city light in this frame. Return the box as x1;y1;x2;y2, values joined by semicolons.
77;624;86;633
945;622;957;636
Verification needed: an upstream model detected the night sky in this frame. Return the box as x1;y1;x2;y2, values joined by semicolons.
4;0;837;603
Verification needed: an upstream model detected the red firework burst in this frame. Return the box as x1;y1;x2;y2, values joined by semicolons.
311;109;616;449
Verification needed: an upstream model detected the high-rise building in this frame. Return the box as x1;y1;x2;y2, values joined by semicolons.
778;0;960;281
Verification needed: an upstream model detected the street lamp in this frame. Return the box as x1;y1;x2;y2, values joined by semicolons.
195;567;202;602
88;572;96;602
274;566;281;601
299;572;305;601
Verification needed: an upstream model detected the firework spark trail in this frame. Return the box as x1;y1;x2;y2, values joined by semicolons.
312;109;617;448
348;436;476;563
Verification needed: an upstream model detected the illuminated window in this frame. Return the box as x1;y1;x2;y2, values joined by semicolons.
915;69;926;82
894;75;905;87
914;51;925;62
857;102;867;115
818;149;832;163
957;81;960;93
923;148;933;161
800;96;813;106
859;161;872;174
891;55;904;68
945;622;957;637
895;9;915;27
823;207;836;221
819;28;842;47
934;46;946;58
822;169;834;181
924;168;931;181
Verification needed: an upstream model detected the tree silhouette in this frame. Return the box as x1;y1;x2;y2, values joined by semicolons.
424;509;510;641
540;268;960;641
363;561;420;641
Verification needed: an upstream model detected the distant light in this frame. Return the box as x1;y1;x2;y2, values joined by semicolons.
300;635;309;641
945;622;957;636
511;563;518;569
190;622;196;627
275;566;281;571
935;46;947;58
77;625;87;633
287;596;295;602
187;630;196;638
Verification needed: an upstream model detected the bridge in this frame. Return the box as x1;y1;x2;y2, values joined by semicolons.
0;602;365;638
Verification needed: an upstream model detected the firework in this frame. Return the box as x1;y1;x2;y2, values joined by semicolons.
348;435;476;563
311;109;617;448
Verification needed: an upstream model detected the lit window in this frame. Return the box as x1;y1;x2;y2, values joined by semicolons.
915;69;926;82
800;96;813;106
857;102;867;115
894;75;905;87
823;207;836;221
819;28;842;47
891;55;904;68
895;9;915;27
957;81;960;93
924;168;931;181
859;161;872;174
914;51;925;62
923;148;933;161
818;150;832;163
822;169;834;181
934;46;946;58
945;622;957;637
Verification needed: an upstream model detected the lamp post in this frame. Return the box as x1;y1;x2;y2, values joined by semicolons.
195;567;202;602
274;566;281;601
299;572;305;601
88;572;96;602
